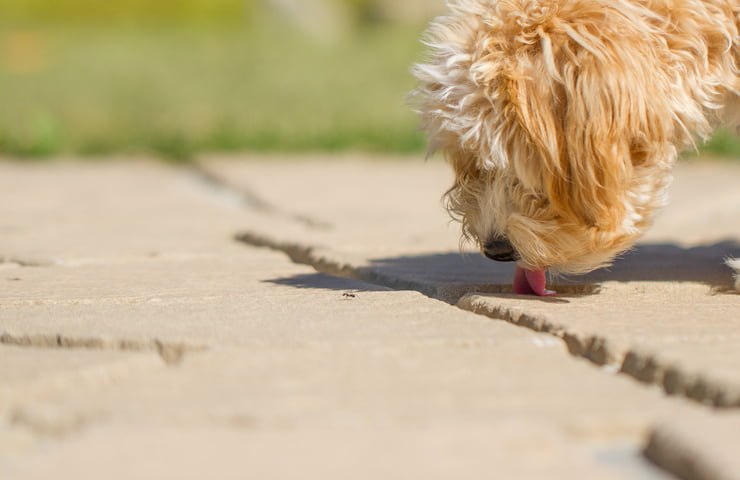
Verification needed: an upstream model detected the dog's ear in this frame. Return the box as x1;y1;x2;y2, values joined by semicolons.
509;20;678;232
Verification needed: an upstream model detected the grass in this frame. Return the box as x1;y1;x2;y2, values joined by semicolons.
698;128;740;158
0;19;427;161
0;17;738;161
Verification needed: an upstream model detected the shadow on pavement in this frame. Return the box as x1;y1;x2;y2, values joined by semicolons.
264;240;740;294
577;240;740;288
267;272;392;292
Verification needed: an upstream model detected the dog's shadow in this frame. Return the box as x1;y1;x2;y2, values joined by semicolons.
573;240;739;287
268;241;739;297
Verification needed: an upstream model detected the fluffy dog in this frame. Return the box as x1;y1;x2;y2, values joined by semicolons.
413;0;739;295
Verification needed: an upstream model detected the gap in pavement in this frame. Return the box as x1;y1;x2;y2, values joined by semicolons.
0;331;204;367
191;166;333;231
234;234;740;411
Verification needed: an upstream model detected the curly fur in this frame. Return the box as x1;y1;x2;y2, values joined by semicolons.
413;0;739;274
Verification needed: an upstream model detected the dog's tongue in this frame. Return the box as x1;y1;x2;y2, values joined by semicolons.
513;265;556;296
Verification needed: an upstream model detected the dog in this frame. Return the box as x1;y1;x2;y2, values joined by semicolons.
412;0;740;295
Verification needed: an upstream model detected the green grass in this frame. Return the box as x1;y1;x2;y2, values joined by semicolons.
697;128;740;157
0;17;738;161
0;20;427;161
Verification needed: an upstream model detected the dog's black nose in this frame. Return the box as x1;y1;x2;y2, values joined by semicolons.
483;239;517;262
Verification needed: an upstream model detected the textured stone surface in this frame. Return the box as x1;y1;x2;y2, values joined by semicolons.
201;155;519;300
458;282;740;406
201;156;740;408
645;412;740;480
201;157;740;295
0;345;161;418
3;425;631;480
4;345;694;434
1;156;739;480
0;161;252;265
639;160;740;246
0;342;690;479
0;345;161;456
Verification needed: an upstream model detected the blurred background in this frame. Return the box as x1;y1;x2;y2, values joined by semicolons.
0;0;737;162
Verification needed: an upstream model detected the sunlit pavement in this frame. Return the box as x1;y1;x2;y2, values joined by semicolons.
1;155;739;479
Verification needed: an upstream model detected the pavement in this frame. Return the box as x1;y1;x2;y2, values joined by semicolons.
0;154;739;480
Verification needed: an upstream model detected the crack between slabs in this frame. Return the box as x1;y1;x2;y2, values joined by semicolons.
236;232;740;410
0;331;207;367
190;164;333;231
0;256;54;268
235;231;447;298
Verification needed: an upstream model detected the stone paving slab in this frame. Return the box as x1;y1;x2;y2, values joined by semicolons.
0;158;656;478
0;159;524;355
3;425;635;480
200;156;740;408
638;159;740;246
645;412;740;480
0;161;251;265
459;283;740;406
1;156;740;479
0;277;544;350
200;155;740;249
1;245;538;351
4;345;694;435
201;156;740;293
0;346;159;414
0;345;162;455
2;343;690;479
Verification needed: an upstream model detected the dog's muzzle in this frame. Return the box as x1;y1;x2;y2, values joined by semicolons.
483;239;518;262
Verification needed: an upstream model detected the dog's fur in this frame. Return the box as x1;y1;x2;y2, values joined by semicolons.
413;0;739;275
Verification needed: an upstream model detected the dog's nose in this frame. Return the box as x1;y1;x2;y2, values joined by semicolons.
483;239;517;262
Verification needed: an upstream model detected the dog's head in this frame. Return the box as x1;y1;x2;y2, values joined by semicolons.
442;155;671;274
413;0;733;274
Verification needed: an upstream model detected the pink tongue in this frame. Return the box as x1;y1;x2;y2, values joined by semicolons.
513;265;556;296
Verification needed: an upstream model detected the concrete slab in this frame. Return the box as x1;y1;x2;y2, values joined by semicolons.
201;156;740;296
459;283;740;406
1;280;549;350
639;160;740;246
0;160;251;265
2;156;738;480
201;156;740;407
0;345;161;452
645;412;740;480
2;343;694;479
0;346;160;412
1;241;538;351
2;425;631;480
198;154;460;252
5;345;695;435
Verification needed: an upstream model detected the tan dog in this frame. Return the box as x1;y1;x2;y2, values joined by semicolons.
413;0;739;295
